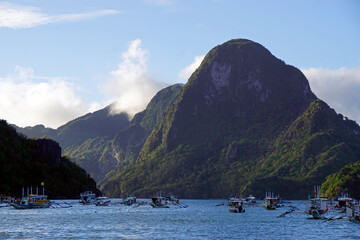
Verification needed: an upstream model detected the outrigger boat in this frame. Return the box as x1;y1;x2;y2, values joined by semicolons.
228;198;245;213
80;190;96;205
346;202;360;222
305;186;328;219
151;196;169;208
123;196;137;206
335;192;353;212
94;196;110;206
245;195;256;204
150;192;187;208
10;185;50;209
262;189;278;210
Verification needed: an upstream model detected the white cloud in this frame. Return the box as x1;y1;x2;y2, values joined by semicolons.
102;39;166;117
0;66;95;128
302;64;360;124
0;2;119;29
178;55;205;82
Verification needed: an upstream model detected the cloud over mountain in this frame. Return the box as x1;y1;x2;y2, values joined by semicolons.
102;39;166;117
302;63;360;124
178;55;205;82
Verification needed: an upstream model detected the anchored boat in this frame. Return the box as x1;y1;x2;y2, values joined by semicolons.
245;195;256;204
80;190;96;205
150;196;170;208
94;197;110;206
10;185;50;209
150;192;187;208
124;196;137;206
305;186;328;219
228;198;245;213
335;192;353;212
262;189;278;210
346;202;360;222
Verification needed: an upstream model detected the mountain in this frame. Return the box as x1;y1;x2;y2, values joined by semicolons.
0;119;100;198
97;84;183;193
14;84;183;187
101;39;360;199
321;160;360;199
14;105;131;182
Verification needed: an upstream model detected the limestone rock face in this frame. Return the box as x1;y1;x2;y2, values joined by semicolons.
35;139;62;166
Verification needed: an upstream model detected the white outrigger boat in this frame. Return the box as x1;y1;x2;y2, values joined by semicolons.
228;198;245;213
150;196;170;208
150;192;187;208
245;195;256;204
80;190;96;205
335;192;353;212
262;189;278;210
10;186;50;209
123;196;137;206
305;186;328;219
94;196;110;206
346;202;360;222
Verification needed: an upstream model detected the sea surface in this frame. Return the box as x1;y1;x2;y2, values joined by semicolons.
0;199;359;239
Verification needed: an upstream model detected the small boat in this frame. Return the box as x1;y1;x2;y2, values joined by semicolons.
228;198;245;213
94;197;110;206
262;189;278;210
10;186;50;209
123;196;136;206
335;192;353;212
80;190;96;205
150;196;170;208
305;186;328;219
150;192;187;208
245;195;256;204
346;202;360;222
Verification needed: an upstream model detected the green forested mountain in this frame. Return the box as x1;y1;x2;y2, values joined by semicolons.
14;105;131;182
97;84;183;190
13;39;360;199
321;161;360;199
14;84;183;188
101;39;360;199
0;120;99;198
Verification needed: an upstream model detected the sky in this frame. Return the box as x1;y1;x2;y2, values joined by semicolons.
0;0;359;128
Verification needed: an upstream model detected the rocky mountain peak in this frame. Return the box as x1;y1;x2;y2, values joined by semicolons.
186;39;315;114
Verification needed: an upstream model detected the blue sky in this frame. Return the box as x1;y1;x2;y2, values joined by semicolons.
0;0;359;128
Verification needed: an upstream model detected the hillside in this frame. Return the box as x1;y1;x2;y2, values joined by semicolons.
321;161;360;199
97;84;183;190
14;105;131;182
101;39;360;199
14;84;183;186
0;120;100;198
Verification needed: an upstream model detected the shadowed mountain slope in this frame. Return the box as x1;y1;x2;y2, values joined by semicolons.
101;39;360;199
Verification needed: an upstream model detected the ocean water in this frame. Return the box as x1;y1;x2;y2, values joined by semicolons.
0;199;359;239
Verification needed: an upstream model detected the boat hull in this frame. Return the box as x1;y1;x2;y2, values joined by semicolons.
228;207;245;213
150;203;169;208
10;203;50;209
308;209;325;219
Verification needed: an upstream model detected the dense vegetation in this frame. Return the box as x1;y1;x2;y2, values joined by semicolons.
0;120;99;198
321;161;360;199
14;105;131;182
13;39;360;199
15;84;183;190
101;39;360;199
